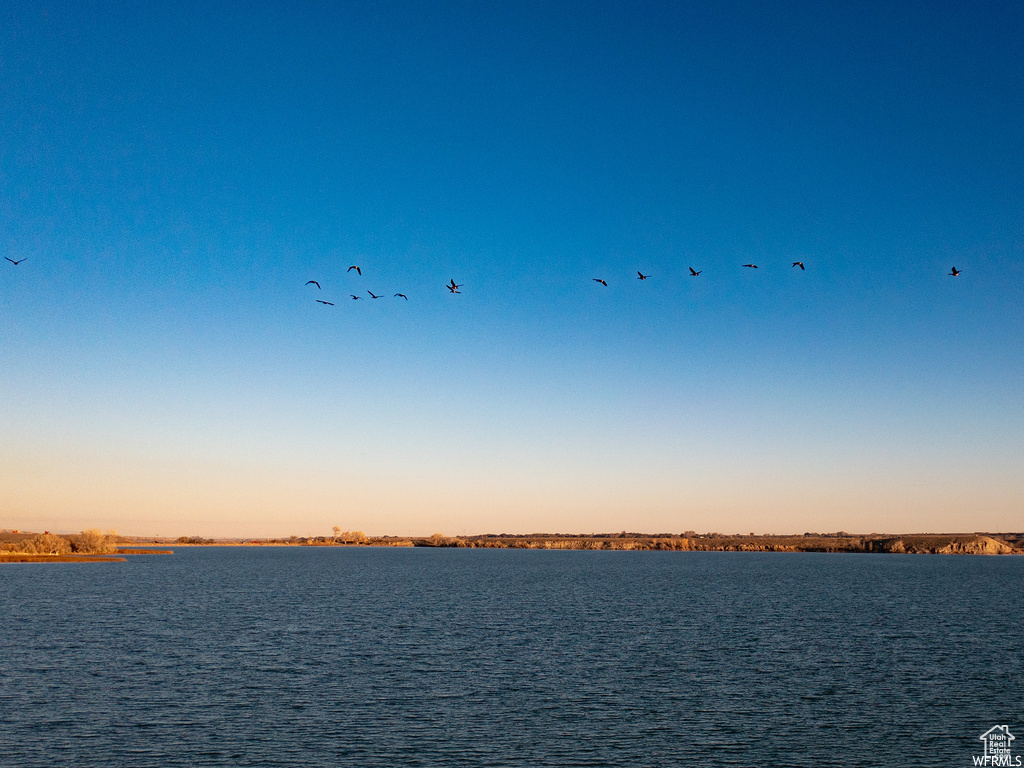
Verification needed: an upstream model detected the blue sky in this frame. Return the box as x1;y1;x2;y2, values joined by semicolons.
2;0;1022;537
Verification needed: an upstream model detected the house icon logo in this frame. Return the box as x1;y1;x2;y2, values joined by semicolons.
974;725;1020;767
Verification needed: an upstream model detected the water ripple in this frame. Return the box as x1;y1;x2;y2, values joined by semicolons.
1;548;1021;766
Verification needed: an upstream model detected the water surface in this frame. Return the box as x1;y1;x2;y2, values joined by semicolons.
1;547;1021;766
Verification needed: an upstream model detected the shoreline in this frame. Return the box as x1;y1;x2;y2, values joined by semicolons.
405;532;1021;554
0;546;170;564
120;532;1024;555
0;554;128;563
4;533;1021;559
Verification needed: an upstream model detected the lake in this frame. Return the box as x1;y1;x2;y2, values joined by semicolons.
1;547;1021;766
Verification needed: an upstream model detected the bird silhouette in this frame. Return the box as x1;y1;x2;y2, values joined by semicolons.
447;279;462;293
742;264;758;269
637;271;649;280
367;291;381;299
949;267;961;276
305;280;321;289
593;278;607;286
792;262;805;270
350;294;361;300
316;300;334;306
689;267;701;276
394;293;408;300
5;257;27;265
347;266;361;275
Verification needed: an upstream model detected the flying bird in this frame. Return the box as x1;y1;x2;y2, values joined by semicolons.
637;272;650;280
350;294;361;300
347;266;361;275
949;267;961;276
742;264;758;269
593;278;607;286
367;291;381;299
394;293;408;300
447;279;462;294
689;267;701;276
792;262;805;270
316;300;334;306
305;280;321;289
5;257;27;265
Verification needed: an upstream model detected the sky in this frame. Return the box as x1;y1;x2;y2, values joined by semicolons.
2;0;1023;538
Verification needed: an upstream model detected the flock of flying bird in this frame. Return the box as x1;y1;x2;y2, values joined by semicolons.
1;256;965;291
303;264;448;305
302;260;965;305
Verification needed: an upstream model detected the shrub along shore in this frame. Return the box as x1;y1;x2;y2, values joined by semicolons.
0;530;170;563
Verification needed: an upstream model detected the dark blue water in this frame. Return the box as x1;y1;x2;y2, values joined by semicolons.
1;548;1021;766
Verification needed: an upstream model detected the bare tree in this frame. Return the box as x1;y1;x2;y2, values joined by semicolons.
336;530;367;545
23;532;71;555
72;529;118;554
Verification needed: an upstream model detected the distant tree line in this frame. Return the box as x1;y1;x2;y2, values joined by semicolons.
333;530;367;544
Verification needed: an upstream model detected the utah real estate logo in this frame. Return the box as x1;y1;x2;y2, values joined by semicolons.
974;725;1019;767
